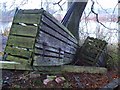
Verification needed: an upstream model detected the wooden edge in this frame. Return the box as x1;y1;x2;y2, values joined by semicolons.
62;65;107;74
99;78;120;89
0;61;32;71
0;61;107;74
43;11;78;42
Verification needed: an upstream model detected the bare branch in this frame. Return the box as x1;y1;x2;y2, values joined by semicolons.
112;3;118;14
19;0;28;7
91;0;118;31
53;0;63;10
84;11;92;19
52;1;66;14
9;0;16;9
95;0;109;14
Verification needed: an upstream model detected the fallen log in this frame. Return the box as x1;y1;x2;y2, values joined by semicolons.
62;65;107;74
0;61;107;74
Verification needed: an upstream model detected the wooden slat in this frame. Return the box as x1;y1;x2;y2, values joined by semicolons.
35;46;64;55
35;43;76;55
40;23;77;47
43;11;77;41
5;46;32;58
33;56;64;66
33;56;73;66
13;13;41;24
62;57;73;64
36;31;76;54
41;23;68;44
6;55;31;65
34;48;64;58
41;15;77;45
7;35;35;49
33;55;73;66
0;61;107;74
62;65;107;74
10;24;38;37
17;9;44;14
0;61;33;70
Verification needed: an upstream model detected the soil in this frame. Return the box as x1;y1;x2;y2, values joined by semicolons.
1;69;119;89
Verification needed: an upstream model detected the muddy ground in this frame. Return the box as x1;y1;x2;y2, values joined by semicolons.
1;69;119;89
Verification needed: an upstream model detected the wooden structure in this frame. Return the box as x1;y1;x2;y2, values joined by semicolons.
2;8;78;67
0;1;108;72
76;36;108;66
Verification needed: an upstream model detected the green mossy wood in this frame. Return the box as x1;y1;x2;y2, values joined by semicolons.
3;9;78;68
78;36;108;66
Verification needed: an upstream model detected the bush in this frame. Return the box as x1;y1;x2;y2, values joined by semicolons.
106;44;119;70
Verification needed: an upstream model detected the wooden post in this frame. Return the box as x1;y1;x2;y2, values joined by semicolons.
118;6;120;70
118;23;120;70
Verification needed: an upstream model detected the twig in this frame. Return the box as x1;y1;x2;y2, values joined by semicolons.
95;0;109;14
91;0;118;31
53;0;63;10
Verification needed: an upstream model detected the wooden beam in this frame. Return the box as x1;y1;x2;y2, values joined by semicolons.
62;65;107;74
0;61;107;74
0;61;32;70
13;13;41;24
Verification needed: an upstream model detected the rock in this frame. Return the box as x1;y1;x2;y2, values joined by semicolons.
47;75;56;80
55;77;65;83
29;73;41;78
43;79;53;85
43;75;56;85
3;80;10;86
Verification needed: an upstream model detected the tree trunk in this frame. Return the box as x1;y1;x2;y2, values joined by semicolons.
62;0;88;41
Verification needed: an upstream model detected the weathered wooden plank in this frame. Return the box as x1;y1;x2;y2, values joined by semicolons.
43;11;77;41
10;24;38;37
81;54;95;64
41;23;69;44
35;43;62;53
36;31;76;53
0;61;32;70
62;57;73;64
5;46;32;58
33;54;74;66
34;44;75;66
40;23;77;47
7;35;35;49
62;65;107;74
34;48;64;58
41;15;78;45
35;43;76;55
33;56;64;66
13;13;41;24
6;55;31;65
64;52;74;58
0;61;107;74
37;32;65;50
17;9;44;14
35;47;64;55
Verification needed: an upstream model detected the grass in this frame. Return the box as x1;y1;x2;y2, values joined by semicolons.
0;52;4;56
3;30;10;36
107;44;119;69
